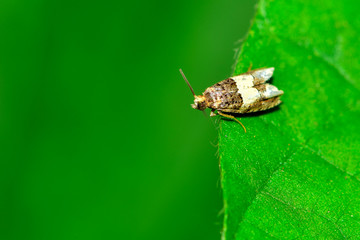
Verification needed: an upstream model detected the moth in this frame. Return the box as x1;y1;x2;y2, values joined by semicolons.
179;67;283;132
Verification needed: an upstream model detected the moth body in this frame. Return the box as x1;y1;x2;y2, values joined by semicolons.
193;67;283;113
180;67;283;132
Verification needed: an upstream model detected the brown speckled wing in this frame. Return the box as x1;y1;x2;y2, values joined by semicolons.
203;78;243;109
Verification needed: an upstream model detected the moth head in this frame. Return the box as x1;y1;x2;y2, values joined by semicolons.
192;95;207;111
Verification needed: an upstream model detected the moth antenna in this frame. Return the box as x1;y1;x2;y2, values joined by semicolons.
179;69;196;96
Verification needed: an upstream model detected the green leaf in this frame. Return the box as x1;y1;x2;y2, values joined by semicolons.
219;0;360;239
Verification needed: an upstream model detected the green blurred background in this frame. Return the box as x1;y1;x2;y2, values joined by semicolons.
0;1;256;239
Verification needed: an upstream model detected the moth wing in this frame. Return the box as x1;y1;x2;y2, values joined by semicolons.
249;67;274;83
204;79;243;109
217;83;283;113
206;67;281;114
231;67;275;89
262;83;284;99
218;96;282;114
231;73;255;89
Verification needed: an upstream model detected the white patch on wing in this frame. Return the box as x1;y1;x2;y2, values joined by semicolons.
262;84;284;99
252;67;274;82
232;74;254;89
238;87;260;106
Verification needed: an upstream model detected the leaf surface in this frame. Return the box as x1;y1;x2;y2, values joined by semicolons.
219;0;360;239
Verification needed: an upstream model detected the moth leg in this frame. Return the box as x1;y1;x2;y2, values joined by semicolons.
217;111;247;133
210;109;217;117
247;62;253;72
